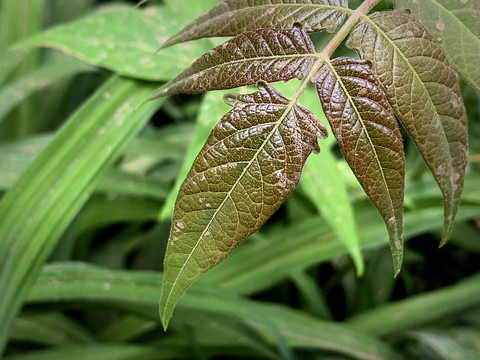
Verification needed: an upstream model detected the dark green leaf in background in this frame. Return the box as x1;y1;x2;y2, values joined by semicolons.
314;57;405;274
161;0;350;49
160;82;327;328
148;25;316;99
347;11;468;246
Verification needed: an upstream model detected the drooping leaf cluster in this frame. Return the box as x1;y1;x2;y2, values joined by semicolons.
149;0;469;328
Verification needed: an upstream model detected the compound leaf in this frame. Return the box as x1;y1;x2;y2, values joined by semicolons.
314;57;405;274
395;0;480;93
160;82;327;328
161;0;350;48
347;11;468;246
149;25;316;99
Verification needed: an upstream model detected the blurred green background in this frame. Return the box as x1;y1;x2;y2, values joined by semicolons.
0;0;479;359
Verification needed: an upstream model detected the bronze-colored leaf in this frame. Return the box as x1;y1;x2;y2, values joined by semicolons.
148;25;316;99
159;82;327;328
161;0;349;49
314;57;405;274
347;11;468;246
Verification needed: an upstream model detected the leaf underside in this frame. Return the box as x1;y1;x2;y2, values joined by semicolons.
347;11;468;246
394;0;480;93
161;0;349;48
314;57;405;274
160;82;327;328
149;25;316;99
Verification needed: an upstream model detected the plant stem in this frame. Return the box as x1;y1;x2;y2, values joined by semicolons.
291;0;381;102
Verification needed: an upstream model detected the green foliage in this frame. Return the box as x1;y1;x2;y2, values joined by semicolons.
0;0;479;359
153;0;470;326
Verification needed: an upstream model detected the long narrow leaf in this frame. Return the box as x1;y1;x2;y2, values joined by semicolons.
0;57;95;123
314;57;405;274
160;82;327;328
0;76;161;352
347;11;468;245
27;263;401;360
149;25;316;99
161;0;350;48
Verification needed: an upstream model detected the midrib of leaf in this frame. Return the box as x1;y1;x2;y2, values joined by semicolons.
161;0;384;327
324;60;399;250
162;86;305;325
362;15;456;241
186;4;353;21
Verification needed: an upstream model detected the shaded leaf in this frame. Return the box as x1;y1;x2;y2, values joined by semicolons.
347;11;468;245
160;82;327;328
314;57;405;274
161;0;350;48
395;0;480;93
0;56;95;124
149;25;316;99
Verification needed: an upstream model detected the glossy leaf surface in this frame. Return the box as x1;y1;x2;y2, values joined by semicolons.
161;0;349;48
160;82;327;328
314;57;405;274
347;11;468;245
149;25;316;99
395;0;480;93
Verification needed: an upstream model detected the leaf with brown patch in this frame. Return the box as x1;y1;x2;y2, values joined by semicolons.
314;57;405;274
347;11;468;246
159;81;327;328
148;25;316;100
161;0;349;49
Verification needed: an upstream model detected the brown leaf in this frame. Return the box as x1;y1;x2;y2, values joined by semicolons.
161;0;349;49
159;81;327;327
314;57;405;274
347;11;468;246
148;25;316;99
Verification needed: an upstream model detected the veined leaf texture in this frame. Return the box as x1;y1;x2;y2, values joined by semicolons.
314;57;405;274
149;25;316;99
161;0;350;48
154;0;473;329
160;82;327;327
347;11;468;245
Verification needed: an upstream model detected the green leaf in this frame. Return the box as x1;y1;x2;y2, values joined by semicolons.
0;56;95;123
348;273;480;337
27;263;401;360
314;57;405;275
160;82;327;328
10;313;95;345
161;0;350;49
347;11;468;246
159;92;230;221
3;344;186;360
0;76;161;353
0;49;27;86
148;25;316;99
19;6;214;81
395;0;480;93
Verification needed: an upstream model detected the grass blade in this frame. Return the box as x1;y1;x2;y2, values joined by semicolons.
0;76;161;352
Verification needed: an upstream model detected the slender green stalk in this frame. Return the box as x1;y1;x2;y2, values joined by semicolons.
290;0;381;104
